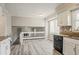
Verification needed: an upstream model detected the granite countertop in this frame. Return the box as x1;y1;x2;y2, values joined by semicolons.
0;36;9;41
54;34;79;40
64;36;79;40
59;34;79;40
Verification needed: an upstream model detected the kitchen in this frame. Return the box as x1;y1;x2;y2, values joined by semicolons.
47;3;79;55
0;3;79;55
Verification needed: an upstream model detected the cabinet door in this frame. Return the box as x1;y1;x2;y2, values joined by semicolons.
63;38;75;55
57;13;63;26
57;11;71;26
75;44;79;55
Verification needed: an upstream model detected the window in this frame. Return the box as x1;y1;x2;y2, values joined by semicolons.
48;18;59;35
72;9;79;30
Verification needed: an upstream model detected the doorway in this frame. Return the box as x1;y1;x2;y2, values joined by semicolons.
48;17;59;40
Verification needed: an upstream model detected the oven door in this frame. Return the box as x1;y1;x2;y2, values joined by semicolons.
54;35;63;54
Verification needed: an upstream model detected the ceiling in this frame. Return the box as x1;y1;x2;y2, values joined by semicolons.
5;3;60;18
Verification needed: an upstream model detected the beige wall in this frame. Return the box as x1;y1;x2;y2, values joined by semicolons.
12;16;45;27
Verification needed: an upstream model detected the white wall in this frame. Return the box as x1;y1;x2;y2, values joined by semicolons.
12;16;45;27
5;13;12;36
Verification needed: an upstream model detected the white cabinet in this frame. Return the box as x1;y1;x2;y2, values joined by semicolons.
63;38;75;55
75;44;79;55
0;37;11;55
57;11;72;26
63;37;79;55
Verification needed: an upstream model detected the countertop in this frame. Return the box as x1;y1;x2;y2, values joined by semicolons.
54;34;79;40
64;36;79;40
0;36;9;41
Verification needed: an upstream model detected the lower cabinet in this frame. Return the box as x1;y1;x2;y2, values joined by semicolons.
75;44;79;55
63;37;79;55
0;37;11;55
63;40;75;55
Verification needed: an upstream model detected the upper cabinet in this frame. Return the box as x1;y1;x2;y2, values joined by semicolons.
72;9;79;31
57;11;72;26
56;4;79;26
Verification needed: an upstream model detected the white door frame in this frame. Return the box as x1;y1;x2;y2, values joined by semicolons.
48;17;57;37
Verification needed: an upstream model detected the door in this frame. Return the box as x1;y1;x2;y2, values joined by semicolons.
63;38;75;55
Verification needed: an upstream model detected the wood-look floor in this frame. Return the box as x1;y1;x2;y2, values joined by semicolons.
11;39;53;55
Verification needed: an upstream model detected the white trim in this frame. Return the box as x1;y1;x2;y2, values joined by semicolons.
48;15;57;21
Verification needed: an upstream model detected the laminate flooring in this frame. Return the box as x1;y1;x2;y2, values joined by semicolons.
11;39;53;55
